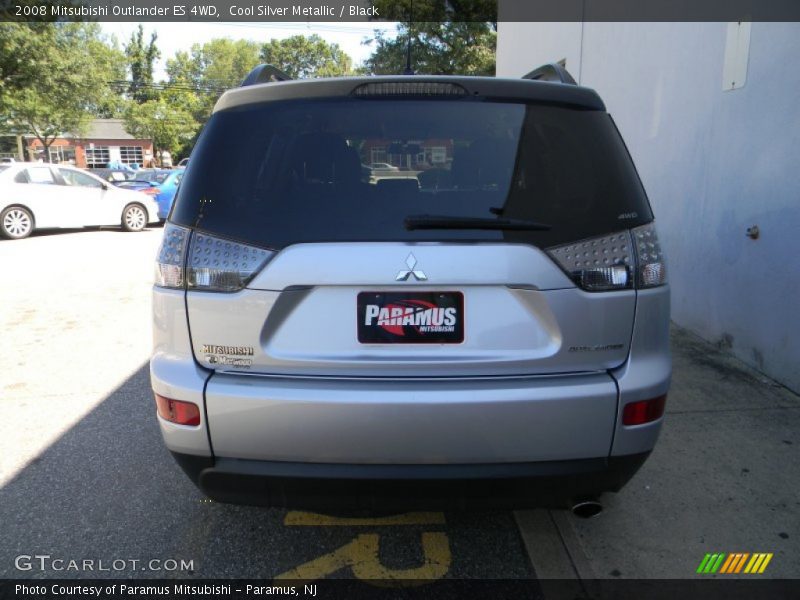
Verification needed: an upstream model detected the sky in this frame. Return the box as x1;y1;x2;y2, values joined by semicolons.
101;22;399;80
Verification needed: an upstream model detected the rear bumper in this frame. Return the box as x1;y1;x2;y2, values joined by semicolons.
172;451;651;510
203;372;619;464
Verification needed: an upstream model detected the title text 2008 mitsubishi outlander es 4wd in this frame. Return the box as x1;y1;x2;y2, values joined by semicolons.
150;64;670;509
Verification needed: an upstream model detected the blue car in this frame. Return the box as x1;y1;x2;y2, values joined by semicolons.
116;169;183;220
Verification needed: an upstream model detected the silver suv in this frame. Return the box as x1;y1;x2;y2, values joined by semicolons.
151;64;670;508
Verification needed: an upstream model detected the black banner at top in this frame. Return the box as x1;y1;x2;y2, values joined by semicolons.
1;0;800;22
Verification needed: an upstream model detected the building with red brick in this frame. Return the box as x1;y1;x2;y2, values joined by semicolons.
26;119;154;168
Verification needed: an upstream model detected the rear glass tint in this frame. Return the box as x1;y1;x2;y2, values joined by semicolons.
171;98;652;249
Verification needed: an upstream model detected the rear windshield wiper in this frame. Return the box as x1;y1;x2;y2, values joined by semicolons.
404;214;552;231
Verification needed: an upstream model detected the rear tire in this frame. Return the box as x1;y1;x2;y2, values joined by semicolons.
121;203;147;232
1;206;34;239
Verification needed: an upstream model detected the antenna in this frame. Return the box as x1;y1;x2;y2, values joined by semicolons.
404;0;415;75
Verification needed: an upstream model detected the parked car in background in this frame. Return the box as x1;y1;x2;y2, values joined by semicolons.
370;162;399;172
0;163;159;239
89;168;138;184
116;169;183;220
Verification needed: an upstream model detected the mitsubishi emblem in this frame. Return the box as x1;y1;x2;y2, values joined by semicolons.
396;253;427;281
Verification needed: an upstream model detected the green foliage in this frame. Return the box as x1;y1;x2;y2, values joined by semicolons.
363;0;497;76
124;97;198;165
164;38;263;156
364;22;496;76
2;24;359;162
125;25;160;104
260;35;353;79
163;35;355;157
0;23;55;116
0;23;126;151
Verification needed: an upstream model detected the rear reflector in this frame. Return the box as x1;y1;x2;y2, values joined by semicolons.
622;395;667;426
155;394;201;426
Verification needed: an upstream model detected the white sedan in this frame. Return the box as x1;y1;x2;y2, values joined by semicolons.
0;163;160;239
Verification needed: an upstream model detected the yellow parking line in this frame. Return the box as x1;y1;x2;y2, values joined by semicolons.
284;511;446;526
274;532;451;583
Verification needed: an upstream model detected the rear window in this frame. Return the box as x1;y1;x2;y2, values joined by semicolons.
172;98;652;249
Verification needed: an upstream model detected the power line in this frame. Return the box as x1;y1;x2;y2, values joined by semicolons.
107;80;228;94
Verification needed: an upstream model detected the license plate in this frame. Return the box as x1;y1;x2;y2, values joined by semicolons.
357;292;464;344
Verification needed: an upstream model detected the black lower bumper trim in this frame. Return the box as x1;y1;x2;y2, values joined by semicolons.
170;451;650;510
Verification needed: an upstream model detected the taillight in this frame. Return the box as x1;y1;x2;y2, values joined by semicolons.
142;187;160;196
546;223;667;292
154;223;274;292
155;393;201;426
631;223;667;288
546;231;633;291
155;223;190;288
622;394;667;426
186;232;274;292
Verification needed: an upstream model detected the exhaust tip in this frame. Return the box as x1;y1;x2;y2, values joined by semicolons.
571;499;603;519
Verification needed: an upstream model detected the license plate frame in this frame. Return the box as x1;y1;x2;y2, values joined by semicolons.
357;291;464;344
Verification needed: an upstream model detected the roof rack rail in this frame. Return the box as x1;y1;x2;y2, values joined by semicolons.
241;64;293;87
522;63;577;85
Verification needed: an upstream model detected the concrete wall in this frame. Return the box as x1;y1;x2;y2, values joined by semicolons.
497;21;800;392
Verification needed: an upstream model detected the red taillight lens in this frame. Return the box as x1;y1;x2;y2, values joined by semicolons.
622;394;667;426
142;187;160;195
155;394;201;426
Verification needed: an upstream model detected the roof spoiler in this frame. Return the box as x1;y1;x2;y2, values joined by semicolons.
241;64;293;87
522;63;577;85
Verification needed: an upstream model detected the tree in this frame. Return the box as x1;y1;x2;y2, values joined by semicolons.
260;35;353;79
1;23;125;157
364;22;496;76
124;97;198;166
164;38;262;157
89;33;127;118
165;39;262;115
125;25;160;104
0;23;56;116
363;1;497;76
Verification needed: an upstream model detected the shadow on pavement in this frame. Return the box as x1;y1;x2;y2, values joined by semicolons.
0;364;534;580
